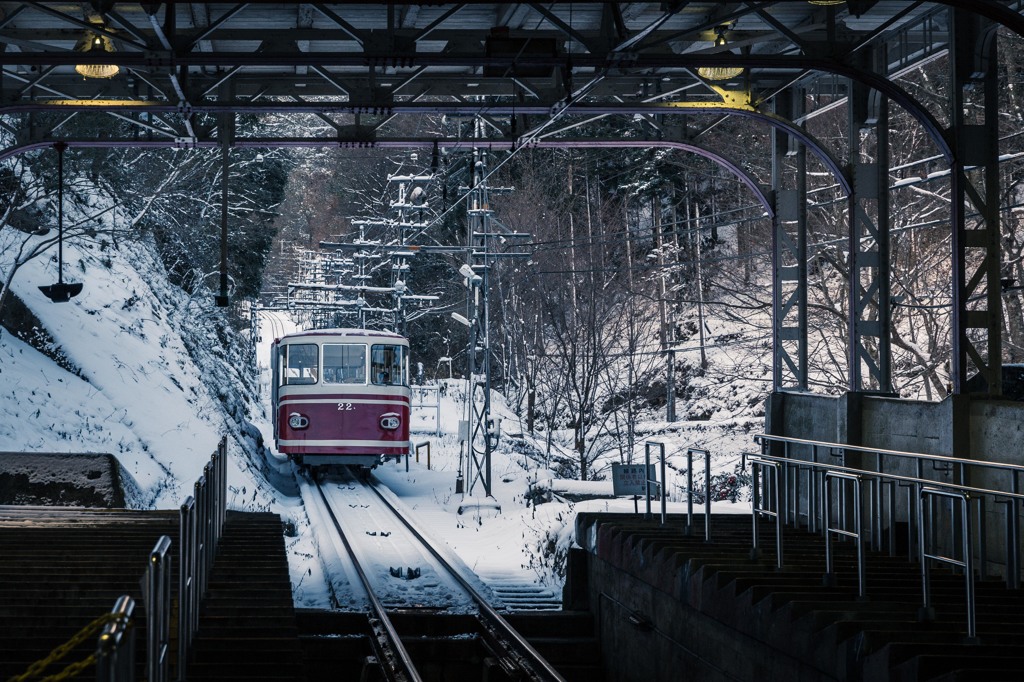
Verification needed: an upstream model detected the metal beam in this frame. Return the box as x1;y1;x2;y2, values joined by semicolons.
772;87;808;392
847;48;892;394
949;8;1002;396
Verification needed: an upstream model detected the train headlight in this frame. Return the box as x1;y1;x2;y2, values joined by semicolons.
379;413;401;431
288;413;310;430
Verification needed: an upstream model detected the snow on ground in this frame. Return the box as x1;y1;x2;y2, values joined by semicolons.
0;234;761;611
1;234;282;513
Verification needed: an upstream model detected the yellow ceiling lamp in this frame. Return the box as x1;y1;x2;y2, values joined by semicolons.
697;27;744;82
808;1;846;5
74;30;119;79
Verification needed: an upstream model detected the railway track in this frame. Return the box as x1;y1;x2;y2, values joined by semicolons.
301;469;568;682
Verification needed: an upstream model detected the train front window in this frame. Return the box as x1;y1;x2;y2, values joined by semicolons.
322;344;366;385
282;343;318;385
371;344;406;386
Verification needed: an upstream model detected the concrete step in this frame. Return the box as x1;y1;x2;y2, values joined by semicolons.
576;512;1024;682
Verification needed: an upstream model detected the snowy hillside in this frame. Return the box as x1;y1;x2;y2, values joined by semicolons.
1;225;762;606
0;231;282;512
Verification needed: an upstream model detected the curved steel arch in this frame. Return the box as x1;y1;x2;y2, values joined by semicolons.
480;138;775;217
0;98;847;196
0;135;773;217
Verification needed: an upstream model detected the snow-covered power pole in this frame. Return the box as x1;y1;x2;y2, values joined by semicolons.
316;222;384;329
460;124;521;497
316;162;439;331
387;160;436;336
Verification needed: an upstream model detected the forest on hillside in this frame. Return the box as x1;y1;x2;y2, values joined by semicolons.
3;29;1024;482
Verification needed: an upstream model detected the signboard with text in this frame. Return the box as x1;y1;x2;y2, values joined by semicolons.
611;463;657;496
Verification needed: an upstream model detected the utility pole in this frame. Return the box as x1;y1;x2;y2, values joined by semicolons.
459;121;525;497
315;156;439;330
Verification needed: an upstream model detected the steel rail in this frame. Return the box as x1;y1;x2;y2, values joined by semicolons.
313;482;421;682
365;478;567;682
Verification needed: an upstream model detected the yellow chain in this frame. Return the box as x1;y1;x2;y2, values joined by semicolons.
6;611;130;682
35;654;97;682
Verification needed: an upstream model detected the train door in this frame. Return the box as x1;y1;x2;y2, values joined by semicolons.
370;343;408;385
270;341;280;438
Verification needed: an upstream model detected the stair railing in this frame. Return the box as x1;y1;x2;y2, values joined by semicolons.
919;487;976;640
748;457;783;568
644;441;666;521
177;436;229;681
178;494;197;679
823;472;866;597
147;535;172;682
745;434;1024;637
754;434;1024;588
95;596;136;682
685;448;712;540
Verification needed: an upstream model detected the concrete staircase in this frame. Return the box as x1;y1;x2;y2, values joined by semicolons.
575;512;1024;681
187;512;306;681
0;506;304;682
505;611;606;682
0;507;179;681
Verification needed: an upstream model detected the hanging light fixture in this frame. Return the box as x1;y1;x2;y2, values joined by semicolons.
808;1;846;6
39;142;83;303
697;27;744;82
74;30;119;79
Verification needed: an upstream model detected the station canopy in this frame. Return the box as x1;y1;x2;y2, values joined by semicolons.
0;1;994;150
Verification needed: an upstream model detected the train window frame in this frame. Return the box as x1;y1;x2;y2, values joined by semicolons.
370;344;407;386
281;343;319;386
322;343;367;385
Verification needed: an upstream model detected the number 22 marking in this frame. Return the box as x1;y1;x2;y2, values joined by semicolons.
337;402;354;411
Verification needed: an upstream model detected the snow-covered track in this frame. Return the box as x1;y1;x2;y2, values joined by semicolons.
310;469;566;682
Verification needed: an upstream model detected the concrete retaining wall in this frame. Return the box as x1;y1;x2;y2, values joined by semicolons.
767;391;1024;577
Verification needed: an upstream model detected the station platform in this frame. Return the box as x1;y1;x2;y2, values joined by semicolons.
570;512;1024;681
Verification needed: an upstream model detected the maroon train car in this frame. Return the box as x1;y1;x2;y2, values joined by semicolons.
271;328;411;470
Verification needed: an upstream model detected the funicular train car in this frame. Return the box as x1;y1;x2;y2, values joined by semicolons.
270;328;411;470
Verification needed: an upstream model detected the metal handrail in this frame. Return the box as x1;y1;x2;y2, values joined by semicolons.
744;434;1024;638
746;444;1024;592
96;596;135;682
757;433;1024;566
685;448;712;540
147;535;172;682
644;441;665;521
750;458;783;568
177;436;229;681
824;472;866;597
415;441;431;470
756;433;1024;476
919;487;976;639
744;453;1024;506
178;495;197;679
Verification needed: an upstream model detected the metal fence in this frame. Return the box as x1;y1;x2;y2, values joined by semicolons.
94;436;228;682
745;433;1024;640
177;436;228;680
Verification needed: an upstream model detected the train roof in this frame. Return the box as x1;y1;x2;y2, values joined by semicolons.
274;328;407;344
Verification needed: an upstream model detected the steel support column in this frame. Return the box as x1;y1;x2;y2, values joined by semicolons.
847;51;892;393
950;9;1002;396
772;88;808;391
464;127;494;497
